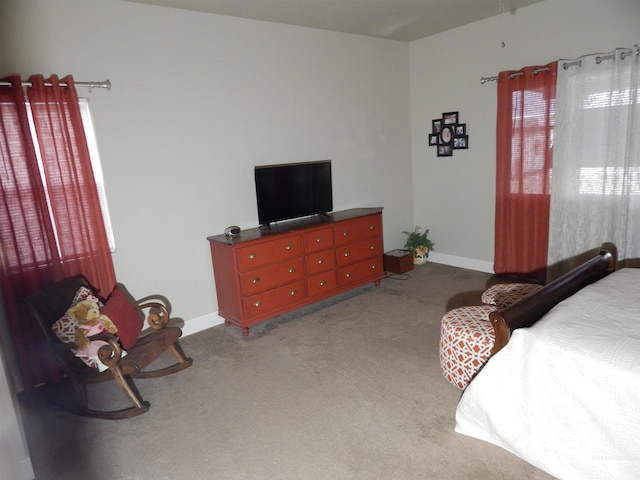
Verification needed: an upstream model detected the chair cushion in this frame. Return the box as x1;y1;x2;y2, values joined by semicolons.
51;286;103;342
481;282;543;309
101;286;144;350
51;286;108;370
439;305;495;389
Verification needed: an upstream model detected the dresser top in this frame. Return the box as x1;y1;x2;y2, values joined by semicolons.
208;207;383;245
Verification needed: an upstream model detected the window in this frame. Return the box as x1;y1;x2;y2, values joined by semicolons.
576;87;640;196
78;99;116;251
509;89;555;195
579;167;640;195
27;98;116;253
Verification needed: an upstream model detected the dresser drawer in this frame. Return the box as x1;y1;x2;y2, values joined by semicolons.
236;235;303;272
334;215;382;246
307;272;338;297
303;227;335;254
242;280;307;319
335;238;383;267
239;258;305;296
305;250;336;275
337;257;383;287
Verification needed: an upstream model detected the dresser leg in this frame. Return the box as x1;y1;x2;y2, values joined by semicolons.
242;326;250;336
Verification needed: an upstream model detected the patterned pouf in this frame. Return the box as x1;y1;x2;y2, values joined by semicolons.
481;282;543;309
439;305;496;389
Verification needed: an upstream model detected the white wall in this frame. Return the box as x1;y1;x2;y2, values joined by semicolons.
2;0;639;328
410;0;640;270
0;0;413;331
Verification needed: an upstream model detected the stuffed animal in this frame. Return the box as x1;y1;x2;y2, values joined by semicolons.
66;299;118;351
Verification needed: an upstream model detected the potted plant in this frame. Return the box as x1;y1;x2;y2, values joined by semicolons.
403;226;434;265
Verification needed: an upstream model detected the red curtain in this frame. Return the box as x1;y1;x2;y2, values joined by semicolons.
0;75;116;391
494;62;557;282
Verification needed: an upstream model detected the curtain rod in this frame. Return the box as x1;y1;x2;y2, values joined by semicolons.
480;46;638;84
481;67;551;84
0;79;111;90
480;76;498;84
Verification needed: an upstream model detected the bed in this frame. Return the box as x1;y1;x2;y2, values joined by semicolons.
455;244;640;480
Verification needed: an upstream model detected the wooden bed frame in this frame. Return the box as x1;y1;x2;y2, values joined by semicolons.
489;243;618;355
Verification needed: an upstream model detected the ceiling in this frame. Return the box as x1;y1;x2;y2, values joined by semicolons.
121;0;546;42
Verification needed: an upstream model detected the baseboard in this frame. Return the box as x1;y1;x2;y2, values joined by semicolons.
427;251;494;274
180;311;224;337
181;253;494;338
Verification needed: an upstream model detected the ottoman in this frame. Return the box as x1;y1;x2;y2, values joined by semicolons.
439;305;496;389
481;282;543;309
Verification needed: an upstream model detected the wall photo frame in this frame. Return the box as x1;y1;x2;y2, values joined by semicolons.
438;144;453;156
428;111;469;156
443;111;458;125
454;135;468;149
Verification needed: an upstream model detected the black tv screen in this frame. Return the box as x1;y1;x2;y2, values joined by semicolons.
255;160;333;226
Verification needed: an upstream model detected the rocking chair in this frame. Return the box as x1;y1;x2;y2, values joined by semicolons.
24;275;193;419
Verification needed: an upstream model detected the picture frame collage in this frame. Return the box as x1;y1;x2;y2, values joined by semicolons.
429;111;469;157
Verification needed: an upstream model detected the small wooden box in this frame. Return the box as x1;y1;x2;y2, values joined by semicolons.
383;249;414;274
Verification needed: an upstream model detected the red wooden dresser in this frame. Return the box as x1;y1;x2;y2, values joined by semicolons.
208;208;384;335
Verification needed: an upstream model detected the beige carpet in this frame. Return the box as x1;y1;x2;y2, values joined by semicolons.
19;262;554;480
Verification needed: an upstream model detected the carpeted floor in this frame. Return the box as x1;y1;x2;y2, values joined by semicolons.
19;262;554;480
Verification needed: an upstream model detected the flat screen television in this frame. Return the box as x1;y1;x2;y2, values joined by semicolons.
255;160;333;227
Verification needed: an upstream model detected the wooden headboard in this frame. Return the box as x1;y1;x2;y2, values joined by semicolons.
489;243;618;355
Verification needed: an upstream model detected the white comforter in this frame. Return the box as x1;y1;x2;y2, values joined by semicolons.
455;268;640;480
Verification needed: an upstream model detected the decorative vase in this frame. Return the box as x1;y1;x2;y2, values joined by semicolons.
413;247;428;265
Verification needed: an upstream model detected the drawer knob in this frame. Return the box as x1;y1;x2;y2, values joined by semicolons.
253;300;262;307
317;258;325;264
249;253;257;259
252;277;260;284
371;264;378;269
290;289;298;296
369;224;375;230
285;244;293;250
315;237;323;243
319;280;326;286
343;251;351;257
345;272;351;278
342;230;349;236
288;267;296;273
370;244;376;250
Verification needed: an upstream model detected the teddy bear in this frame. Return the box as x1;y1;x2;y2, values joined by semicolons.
66;299;118;352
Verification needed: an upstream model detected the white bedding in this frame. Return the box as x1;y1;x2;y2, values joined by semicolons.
455;268;640;480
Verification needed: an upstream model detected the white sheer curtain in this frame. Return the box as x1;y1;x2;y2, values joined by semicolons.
548;46;640;267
